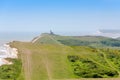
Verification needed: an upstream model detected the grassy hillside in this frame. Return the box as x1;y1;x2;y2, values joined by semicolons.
10;40;120;80
10;41;76;80
4;33;120;80
0;59;23;80
33;33;120;48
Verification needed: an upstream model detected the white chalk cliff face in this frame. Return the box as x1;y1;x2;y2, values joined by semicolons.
0;44;18;66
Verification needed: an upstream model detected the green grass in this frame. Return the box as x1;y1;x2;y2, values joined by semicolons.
7;33;120;80
9;40;120;80
11;41;76;80
0;59;22;80
33;33;120;48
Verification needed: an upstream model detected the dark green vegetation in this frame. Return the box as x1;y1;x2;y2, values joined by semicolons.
34;33;120;47
0;59;22;80
4;33;120;80
67;48;120;78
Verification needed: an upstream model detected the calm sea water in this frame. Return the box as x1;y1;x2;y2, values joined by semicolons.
0;32;41;45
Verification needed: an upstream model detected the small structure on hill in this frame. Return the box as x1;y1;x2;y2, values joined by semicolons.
50;30;54;35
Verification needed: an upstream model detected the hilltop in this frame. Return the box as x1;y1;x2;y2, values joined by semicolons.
32;33;120;48
1;33;120;80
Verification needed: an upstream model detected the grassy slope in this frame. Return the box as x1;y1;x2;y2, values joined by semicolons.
11;41;76;80
11;41;120;80
34;33;120;48
9;34;120;80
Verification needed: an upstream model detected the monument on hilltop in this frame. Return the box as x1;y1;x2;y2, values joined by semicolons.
50;30;54;35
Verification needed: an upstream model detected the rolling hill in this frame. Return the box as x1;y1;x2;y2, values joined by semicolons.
32;33;120;48
2;33;120;80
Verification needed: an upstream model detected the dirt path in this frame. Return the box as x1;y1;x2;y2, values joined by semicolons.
48;35;63;45
43;52;52;80
31;36;41;43
21;49;32;80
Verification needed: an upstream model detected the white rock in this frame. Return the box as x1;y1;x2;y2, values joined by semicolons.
0;44;18;66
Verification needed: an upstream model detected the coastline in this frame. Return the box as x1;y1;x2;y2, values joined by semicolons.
0;43;18;66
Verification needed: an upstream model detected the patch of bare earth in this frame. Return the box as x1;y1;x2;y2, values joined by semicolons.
21;49;32;80
53;78;120;80
43;53;52;80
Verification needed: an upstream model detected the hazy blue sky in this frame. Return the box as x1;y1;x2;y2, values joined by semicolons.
0;0;120;34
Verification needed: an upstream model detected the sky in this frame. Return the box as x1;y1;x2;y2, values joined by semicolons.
0;0;120;35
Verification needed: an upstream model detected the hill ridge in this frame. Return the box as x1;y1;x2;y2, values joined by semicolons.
32;33;120;48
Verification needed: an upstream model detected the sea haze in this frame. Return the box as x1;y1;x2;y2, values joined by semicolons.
0;31;94;45
0;32;41;45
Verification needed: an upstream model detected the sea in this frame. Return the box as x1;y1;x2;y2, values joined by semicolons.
0;32;41;45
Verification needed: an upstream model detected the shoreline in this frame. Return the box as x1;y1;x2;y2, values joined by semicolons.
0;44;18;66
